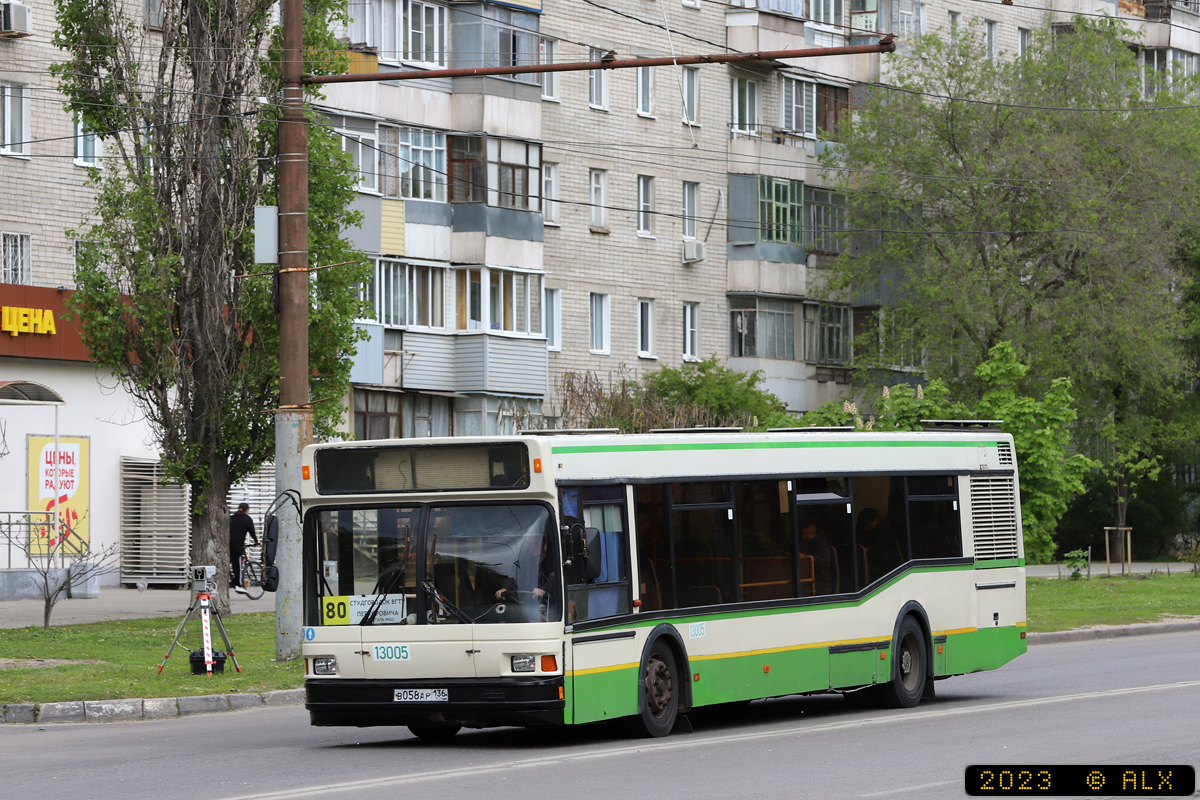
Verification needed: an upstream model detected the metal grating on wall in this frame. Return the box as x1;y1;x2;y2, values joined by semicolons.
996;441;1014;467
120;457;191;584
970;475;1020;560
228;463;276;563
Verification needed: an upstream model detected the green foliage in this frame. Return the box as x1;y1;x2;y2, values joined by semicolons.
801;343;1093;562
828;16;1200;534
641;357;786;424
1062;549;1088;580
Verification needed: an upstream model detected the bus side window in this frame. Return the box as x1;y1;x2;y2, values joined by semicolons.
851;476;907;586
562;485;632;622
737;481;795;602
908;476;961;559
634;484;671;611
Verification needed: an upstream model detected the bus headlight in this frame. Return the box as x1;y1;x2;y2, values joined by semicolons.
511;654;536;672
313;656;338;675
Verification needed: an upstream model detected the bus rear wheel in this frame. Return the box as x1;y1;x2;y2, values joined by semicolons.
637;644;679;737
879;616;927;709
408;722;461;740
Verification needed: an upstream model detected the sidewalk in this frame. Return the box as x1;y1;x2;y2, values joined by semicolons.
1025;561;1184;579
0;586;275;629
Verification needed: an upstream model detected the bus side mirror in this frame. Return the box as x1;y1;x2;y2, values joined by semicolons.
264;514;279;568
578;526;603;582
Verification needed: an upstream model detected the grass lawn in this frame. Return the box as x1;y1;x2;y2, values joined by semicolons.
1027;572;1200;632
0;612;302;705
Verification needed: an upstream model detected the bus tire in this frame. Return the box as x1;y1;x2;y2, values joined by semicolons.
879;616;927;709
637;642;679;737
408;722;461;740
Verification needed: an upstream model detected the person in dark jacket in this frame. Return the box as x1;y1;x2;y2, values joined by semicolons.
229;502;258;594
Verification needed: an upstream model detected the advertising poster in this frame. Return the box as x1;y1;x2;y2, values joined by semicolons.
26;436;90;554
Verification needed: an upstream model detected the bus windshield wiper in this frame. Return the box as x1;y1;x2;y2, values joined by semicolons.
421;579;473;625
361;534;410;627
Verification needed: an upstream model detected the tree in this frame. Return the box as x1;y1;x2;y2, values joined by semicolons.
53;0;368;611
829;17;1200;530
800;343;1093;562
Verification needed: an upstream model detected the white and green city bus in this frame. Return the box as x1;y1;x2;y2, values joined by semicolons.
300;428;1026;738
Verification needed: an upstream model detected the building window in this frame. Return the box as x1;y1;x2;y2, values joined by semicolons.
379;125;446;201
454;267;543;334
145;0;163;28
682;66;700;124
806;187;846;253
948;11;959;44
541;38;558;99
354;389;402;440
74;119;100;167
545;287;562;350
589;48;608;109
590;292;610;353
682;181;699;239
850;0;878;35
341;130;378;192
683;302;699;360
638;298;655;356
811;0;841;26
985;21;997;60
819;304;851;364
762;0;804;16
2;233;31;285
371;259;446;327
637;175;654;235
450;137;484;202
759;177;805;245
482;5;539;84
637;66;655;115
543;163;560;223
1018;27;1030;58
896;0;919;38
1145;49;1169;98
730;297;794;360
782;76;816;137
0;83;29;156
350;0;448;67
589;169;607;228
816;84;849;140
495;139;540;210
731;77;759;135
803;303;819;363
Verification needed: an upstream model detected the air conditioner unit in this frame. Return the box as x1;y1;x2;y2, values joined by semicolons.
682;239;706;264
0;2;33;37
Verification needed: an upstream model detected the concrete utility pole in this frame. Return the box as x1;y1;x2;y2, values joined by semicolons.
274;0;310;661
273;10;895;658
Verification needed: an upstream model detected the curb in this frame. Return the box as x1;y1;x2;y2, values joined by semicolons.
1;688;304;725
1026;620;1200;646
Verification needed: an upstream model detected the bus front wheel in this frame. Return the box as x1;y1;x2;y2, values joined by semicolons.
637;644;679;737
879;616;927;709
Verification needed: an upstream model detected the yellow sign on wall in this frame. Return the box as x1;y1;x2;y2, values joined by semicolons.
1;306;57;336
26;436;90;554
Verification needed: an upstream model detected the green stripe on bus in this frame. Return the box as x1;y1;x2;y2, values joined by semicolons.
552;440;990;455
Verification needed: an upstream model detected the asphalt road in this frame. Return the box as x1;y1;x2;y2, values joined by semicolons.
3;632;1197;800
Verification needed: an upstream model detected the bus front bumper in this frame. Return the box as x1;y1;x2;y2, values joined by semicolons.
305;677;565;728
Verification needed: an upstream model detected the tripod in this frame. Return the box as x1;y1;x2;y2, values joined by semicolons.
157;568;242;675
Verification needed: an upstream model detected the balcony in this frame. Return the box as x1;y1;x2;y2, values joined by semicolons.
726;4;809;54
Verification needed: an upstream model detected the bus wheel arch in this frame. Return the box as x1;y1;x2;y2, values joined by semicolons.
635;624;692;737
880;602;932;709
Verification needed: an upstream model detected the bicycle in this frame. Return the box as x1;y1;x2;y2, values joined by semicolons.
234;555;265;600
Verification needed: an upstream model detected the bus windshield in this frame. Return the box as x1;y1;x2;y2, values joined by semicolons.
310;502;561;626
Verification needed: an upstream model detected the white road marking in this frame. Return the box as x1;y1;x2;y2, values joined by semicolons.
858;779;960;797
220;680;1200;800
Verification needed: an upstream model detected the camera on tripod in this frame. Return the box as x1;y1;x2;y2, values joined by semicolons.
190;565;216;593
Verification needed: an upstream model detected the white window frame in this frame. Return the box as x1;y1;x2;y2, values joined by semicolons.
782;75;816;138
352;0;448;67
985;20;997;61
638;298;656;357
589;292;610;354
2;232;31;285
540;38;559;100
637;175;654;236
74;118;101;167
589;169;607;228
682;66;700;125
682;181;699;239
379;125;446;201
1018;27;1030;58
341;130;378;192
731;76;759;135
542;162;560;224
0;83;30;157
545;287;562;351
810;0;840;26
682;302;700;361
637;66;655;116
371;259;446;328
589;48;609;110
